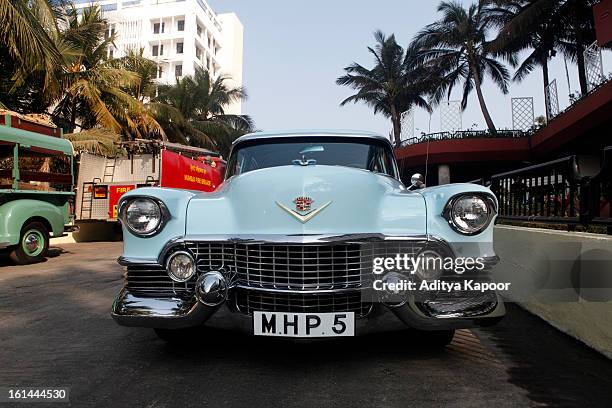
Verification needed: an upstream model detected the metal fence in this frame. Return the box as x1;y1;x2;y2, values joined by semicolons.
545;79;560;120
584;41;605;93
586;146;612;227
490;156;583;225
511;97;535;131
399;129;529;147
487;147;612;233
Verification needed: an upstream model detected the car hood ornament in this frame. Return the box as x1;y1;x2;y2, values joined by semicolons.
276;196;332;223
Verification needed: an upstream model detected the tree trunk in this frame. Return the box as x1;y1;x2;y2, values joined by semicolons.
576;41;588;96
542;57;550;119
389;105;402;147
69;99;78;133
471;66;497;134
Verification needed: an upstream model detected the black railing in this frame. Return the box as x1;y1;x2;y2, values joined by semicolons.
490;156;584;225
486;147;612;233
399;129;530;147
586;146;612;227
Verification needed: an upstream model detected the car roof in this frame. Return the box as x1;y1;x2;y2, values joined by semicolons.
233;129;391;146
0;123;73;156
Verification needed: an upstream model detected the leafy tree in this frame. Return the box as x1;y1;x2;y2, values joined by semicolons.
412;1;511;133
111;48;158;102
0;46;48;112
52;6;162;138
0;0;62;94
336;31;434;146
485;0;562;116
54;6;131;132
486;0;601;99
64;128;124;156
555;0;599;95
154;67;254;156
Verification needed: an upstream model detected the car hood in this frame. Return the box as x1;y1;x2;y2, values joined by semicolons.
185;165;426;236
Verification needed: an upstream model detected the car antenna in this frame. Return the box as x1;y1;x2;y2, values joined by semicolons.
424;112;432;186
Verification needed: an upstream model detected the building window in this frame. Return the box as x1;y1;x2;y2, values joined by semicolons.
108;47;114;59
157;66;163;79
195;47;201;59
177;20;185;31
175;64;182;77
176;42;183;54
101;3;117;11
153;22;165;34
197;25;202;36
152;45;159;56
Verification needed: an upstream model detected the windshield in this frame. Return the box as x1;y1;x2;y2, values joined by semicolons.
226;137;398;179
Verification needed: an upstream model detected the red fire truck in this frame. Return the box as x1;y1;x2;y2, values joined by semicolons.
75;141;225;234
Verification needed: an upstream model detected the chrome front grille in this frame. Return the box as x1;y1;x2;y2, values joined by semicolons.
186;241;426;291
234;289;372;316
125;264;193;297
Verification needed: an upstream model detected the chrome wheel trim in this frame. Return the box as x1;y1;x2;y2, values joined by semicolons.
22;229;45;257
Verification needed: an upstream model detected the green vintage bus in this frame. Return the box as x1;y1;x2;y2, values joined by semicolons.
0;112;74;264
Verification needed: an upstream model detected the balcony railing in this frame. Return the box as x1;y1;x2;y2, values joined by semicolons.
477;146;612;233
397;77;612;149
399;129;530;148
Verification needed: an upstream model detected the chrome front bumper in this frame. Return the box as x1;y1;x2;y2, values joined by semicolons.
111;288;505;331
112;234;504;332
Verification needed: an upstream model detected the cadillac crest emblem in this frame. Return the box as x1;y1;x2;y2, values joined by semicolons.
293;196;313;212
276;196;332;224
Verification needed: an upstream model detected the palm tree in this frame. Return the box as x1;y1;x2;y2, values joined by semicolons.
64;128;124;156
555;0;599;96
155;67;254;155
412;1;511;133
336;31;434;147
0;0;62;93
52;6;162;138
486;0;599;98
485;0;562;117
111;48;158;102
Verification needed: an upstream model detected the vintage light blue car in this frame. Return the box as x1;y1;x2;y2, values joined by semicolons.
112;130;503;345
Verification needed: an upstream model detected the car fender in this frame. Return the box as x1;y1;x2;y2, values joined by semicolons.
0;199;67;246
118;187;197;261
417;183;498;259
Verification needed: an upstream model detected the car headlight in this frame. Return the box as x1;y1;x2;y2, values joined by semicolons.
119;197;168;237
444;194;495;235
166;251;195;282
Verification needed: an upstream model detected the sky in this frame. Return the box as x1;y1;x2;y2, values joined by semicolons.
208;0;612;137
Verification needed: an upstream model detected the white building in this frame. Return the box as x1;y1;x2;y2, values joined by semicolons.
74;0;244;114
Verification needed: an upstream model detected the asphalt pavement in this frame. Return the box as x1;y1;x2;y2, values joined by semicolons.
1;242;611;407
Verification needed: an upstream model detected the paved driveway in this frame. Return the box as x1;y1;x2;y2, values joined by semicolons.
1;242;611;407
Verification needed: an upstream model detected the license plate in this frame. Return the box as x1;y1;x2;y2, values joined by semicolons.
253;311;355;337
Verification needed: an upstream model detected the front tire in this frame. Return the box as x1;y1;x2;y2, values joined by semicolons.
10;222;50;265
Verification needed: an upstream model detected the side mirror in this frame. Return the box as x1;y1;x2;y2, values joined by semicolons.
409;173;425;190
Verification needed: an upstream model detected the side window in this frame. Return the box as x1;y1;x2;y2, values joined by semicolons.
0;144;14;188
17;147;72;192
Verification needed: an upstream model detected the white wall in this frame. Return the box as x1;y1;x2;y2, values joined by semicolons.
493;225;612;358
